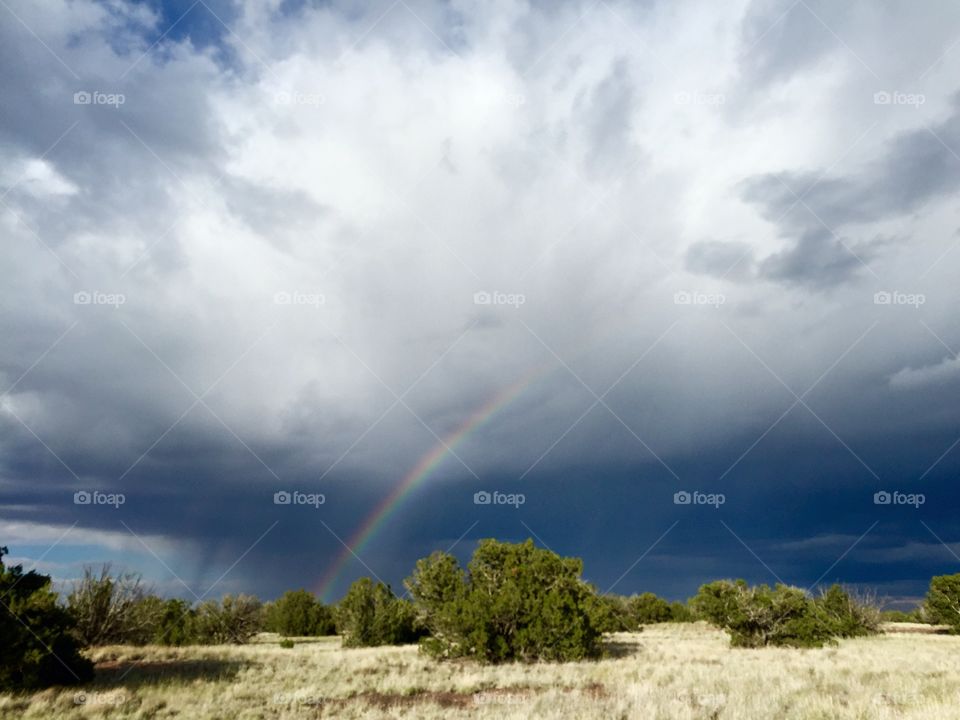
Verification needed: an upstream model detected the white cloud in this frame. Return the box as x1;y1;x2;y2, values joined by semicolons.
890;354;960;390
1;157;78;198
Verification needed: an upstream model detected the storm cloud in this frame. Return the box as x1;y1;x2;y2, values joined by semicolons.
2;0;960;605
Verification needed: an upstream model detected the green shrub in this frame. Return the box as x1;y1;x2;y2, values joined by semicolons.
0;547;93;690
689;579;745;626
149;598;196;646
925;573;960;631
880;608;924;623
814;584;880;638
586;593;631;632
691;580;845;648
265;589;336;637
279;638;295;649
668;601;694;622
337;578;420;647
406;539;603;663
587;592;689;631
627;592;673;625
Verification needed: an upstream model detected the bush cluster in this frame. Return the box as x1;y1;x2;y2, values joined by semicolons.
8;536;960;691
585;591;693;632
406;539;603;662
65;567;342;649
690;580;880;647
67;566;266;647
0;547;92;691
880;608;926;623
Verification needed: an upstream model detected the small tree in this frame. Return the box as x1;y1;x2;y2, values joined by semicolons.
337;578;419;647
266;589;335;636
193;594;263;644
149;597;196;646
925;574;960;631
406;539;603;663
67;565;152;646
0;547;93;690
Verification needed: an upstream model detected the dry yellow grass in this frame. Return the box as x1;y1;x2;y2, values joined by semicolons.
3;623;960;719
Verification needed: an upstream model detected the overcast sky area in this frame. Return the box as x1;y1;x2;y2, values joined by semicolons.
2;0;960;607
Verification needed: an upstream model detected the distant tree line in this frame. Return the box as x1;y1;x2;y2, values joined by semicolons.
4;541;960;691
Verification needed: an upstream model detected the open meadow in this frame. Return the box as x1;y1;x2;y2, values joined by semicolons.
3;623;960;720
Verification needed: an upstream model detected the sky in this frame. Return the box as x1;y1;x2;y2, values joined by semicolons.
2;0;960;608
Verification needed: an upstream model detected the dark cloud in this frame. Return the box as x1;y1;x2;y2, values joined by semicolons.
576;57;641;177
743;101;960;232
685;240;755;281
757;228;874;288
738;96;960;288
738;0;841;87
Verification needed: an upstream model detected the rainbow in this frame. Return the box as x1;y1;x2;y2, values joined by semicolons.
316;364;551;601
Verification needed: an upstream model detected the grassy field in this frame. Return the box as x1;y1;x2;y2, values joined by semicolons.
3;623;960;719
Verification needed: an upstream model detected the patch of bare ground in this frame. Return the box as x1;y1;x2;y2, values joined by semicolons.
324;683;606;712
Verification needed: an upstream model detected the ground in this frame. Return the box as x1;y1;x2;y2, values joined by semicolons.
3;623;960;719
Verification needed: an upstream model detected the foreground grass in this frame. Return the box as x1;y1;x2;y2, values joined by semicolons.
3;623;960;719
